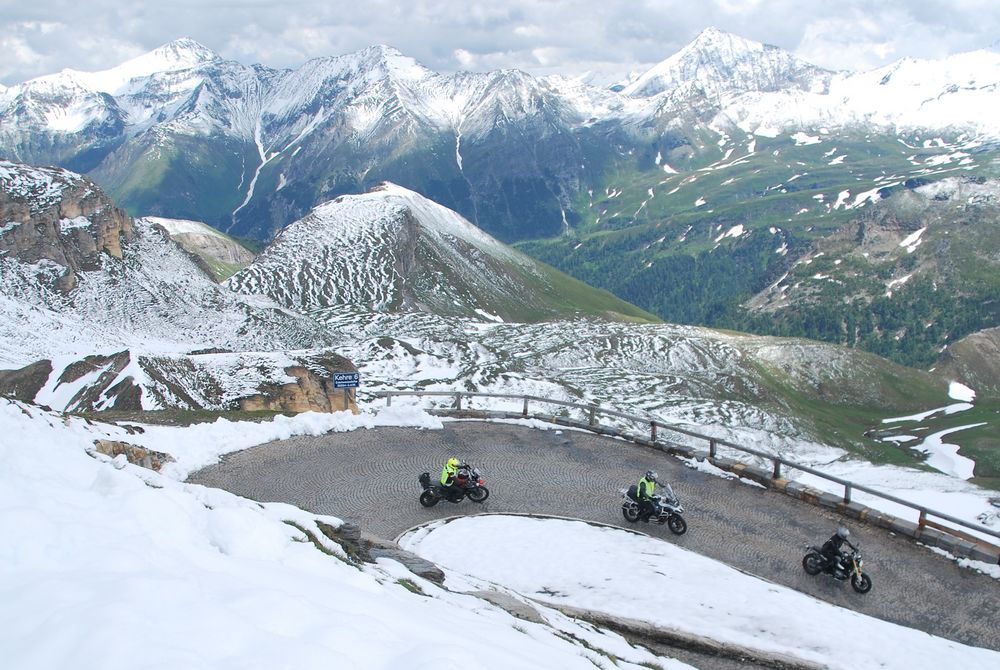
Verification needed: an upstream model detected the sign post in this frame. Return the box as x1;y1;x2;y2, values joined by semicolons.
333;372;361;410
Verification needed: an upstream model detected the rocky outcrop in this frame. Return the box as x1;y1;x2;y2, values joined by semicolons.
1;350;361;415
240;354;360;414
0;160;134;292
142;216;255;280
0;359;53;403
936;327;1000;399
92;439;174;471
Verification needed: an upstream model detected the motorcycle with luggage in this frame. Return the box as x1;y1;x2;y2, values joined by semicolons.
621;483;687;535
418;463;489;507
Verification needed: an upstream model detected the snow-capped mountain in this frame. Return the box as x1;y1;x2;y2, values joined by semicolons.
227;182;654;322
620;27;831;101
4;29;997;244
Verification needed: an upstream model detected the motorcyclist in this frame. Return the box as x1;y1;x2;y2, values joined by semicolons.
821;526;857;577
440;457;464;500
637;470;661;522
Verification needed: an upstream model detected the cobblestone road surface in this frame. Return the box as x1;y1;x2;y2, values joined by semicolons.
189;421;1000;652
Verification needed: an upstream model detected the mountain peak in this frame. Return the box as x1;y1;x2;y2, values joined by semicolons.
149;38;220;67
33;38;220;95
620;28;826;99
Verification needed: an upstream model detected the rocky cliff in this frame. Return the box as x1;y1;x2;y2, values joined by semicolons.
0;160;133;291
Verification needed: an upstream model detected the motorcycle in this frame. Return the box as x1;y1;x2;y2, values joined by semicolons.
620;483;687;535
802;545;873;594
418;464;489;507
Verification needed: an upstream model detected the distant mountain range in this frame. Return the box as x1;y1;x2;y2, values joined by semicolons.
1;29;997;367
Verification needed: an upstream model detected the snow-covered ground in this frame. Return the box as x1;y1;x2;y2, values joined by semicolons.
0;399;685;670
400;515;1000;670
3;397;998;670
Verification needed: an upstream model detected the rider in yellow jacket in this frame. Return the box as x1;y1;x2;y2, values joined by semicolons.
637;470;660;522
440;457;462;497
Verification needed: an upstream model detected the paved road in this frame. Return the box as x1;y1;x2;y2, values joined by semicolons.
189;421;1000;652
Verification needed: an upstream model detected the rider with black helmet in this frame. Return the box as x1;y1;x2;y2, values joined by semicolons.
637;470;661;522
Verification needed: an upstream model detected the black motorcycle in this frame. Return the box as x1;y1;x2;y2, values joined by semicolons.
802;544;873;594
418;464;489;507
621;483;687;535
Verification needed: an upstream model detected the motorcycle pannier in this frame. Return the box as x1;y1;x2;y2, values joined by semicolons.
626;484;639;501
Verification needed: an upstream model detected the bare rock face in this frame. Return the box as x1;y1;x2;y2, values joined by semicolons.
0;160;134;291
0;359;53;403
240;354;360;414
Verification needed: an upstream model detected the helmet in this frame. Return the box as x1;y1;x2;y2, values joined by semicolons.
447;457;459;468
645;470;658;482
837;526;850;540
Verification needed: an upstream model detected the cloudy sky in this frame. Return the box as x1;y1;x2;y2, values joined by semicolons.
2;0;998;86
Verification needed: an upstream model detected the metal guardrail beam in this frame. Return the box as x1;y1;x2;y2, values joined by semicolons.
372;390;1000;546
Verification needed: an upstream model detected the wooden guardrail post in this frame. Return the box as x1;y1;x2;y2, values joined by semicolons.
772;459;781;479
588;406;597;426
455;393;462;410
650;422;657;443
709;439;717;458
522;396;529;417
919;509;927;529
843;483;852;504
386;394;392;407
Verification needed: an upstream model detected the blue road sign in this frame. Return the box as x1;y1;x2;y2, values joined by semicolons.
333;372;360;388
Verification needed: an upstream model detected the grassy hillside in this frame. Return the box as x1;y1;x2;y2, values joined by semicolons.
517;128;1000;367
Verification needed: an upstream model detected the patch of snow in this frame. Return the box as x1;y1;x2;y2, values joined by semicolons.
59;216;92;232
899;227;927;253
949;382;976;402
791;132;822;145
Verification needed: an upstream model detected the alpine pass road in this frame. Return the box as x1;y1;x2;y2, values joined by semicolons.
188;421;1000;652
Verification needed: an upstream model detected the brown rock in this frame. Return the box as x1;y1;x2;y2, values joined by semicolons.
92;439;174;471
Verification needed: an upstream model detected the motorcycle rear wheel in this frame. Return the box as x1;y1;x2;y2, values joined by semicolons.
802;553;824;575
622;505;640;523
467;486;489;503
851;572;873;594
667;514;687;535
419;490;439;507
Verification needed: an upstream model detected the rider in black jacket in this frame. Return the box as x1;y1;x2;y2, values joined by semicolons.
821;526;857;577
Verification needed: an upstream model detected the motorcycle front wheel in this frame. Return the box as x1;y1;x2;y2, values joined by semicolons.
851;572;873;594
802;553;824;575
419;490;439;507
622;505;640;523
667;514;687;535
467;486;489;503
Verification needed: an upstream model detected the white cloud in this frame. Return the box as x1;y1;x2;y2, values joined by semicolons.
2;1;998;85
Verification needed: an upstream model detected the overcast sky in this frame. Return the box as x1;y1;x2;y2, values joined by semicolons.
2;0;998;87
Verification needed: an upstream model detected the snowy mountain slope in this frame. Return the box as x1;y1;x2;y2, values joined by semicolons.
226;182;657;322
0;161;338;410
143;215;255;280
310;306;964;471
714;46;1000;138
620;27;831;103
